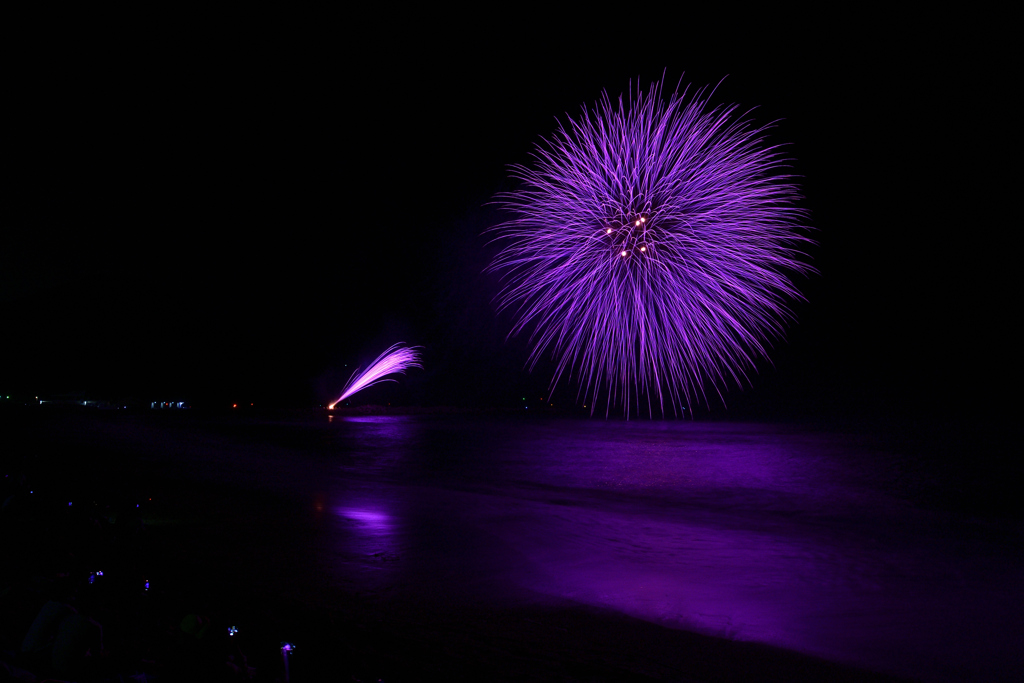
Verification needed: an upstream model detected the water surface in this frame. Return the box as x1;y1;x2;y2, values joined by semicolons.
36;413;1024;681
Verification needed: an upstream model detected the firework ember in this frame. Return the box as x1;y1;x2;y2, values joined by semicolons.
489;78;813;417
328;344;422;409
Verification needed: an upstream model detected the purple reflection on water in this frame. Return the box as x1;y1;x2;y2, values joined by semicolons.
337;508;390;531
319;418;1021;682
330;499;406;585
65;413;1022;681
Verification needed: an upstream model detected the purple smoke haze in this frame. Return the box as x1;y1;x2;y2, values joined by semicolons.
489;78;813;416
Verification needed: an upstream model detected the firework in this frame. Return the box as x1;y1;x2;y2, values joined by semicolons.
488;78;813;417
328;344;421;409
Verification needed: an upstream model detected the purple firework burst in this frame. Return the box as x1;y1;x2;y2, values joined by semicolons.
488;78;813;417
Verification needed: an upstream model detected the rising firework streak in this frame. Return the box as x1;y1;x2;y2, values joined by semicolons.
488;77;814;417
328;344;422;409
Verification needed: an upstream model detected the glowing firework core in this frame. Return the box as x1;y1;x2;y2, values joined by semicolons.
489;78;813;417
328;343;421;409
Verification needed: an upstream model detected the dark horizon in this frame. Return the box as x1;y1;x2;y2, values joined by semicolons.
4;26;1016;424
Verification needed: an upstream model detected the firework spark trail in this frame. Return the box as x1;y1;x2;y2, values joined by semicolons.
488;78;814;418
328;344;422;409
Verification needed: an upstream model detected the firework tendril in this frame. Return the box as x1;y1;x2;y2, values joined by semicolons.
488;78;814;417
328;344;421;409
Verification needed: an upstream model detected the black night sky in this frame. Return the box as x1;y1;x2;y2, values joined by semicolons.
4;22;1016;421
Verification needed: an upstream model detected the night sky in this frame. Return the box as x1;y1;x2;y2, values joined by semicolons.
4;21;1015;421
